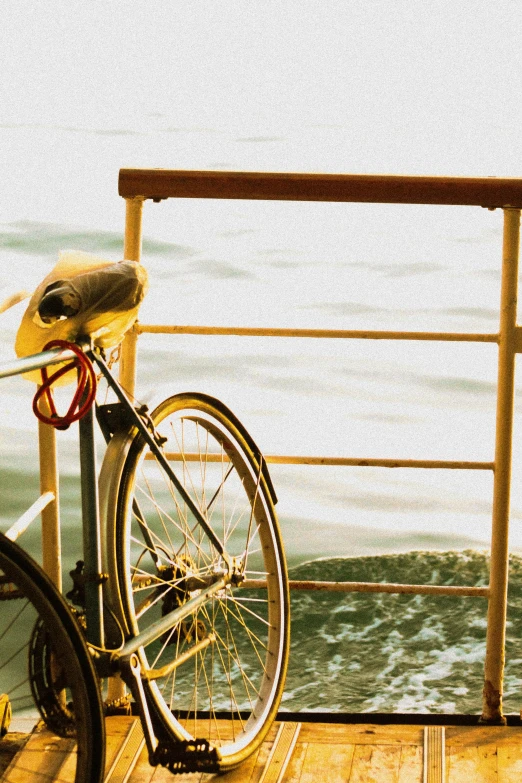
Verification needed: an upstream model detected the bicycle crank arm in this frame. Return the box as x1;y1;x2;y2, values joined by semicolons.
145;633;215;681
119;653;159;760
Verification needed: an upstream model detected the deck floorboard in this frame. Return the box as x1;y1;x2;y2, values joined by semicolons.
4;718;522;782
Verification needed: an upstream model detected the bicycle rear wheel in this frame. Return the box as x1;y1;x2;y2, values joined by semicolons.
103;393;289;771
0;532;105;783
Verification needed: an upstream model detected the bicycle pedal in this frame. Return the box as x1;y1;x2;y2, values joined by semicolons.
153;738;220;774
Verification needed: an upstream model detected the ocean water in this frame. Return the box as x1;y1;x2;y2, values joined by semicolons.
284;551;522;715
2;0;522;715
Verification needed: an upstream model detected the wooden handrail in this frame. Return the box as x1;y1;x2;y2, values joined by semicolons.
119;169;522;208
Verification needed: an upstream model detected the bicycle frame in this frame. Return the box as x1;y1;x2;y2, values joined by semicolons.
0;343;237;754
1;338;290;772
83;349;232;649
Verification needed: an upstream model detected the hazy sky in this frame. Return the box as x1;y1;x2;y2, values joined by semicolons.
2;1;521;175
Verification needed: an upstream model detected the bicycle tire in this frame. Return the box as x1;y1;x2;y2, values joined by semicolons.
102;393;289;770
0;531;105;783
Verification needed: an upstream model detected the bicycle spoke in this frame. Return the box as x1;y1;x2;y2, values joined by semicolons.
216;598;270;674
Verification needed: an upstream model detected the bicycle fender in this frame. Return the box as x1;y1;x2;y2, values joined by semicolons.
153;392;278;506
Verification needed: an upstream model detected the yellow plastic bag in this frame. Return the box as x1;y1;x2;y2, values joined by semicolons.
16;250;148;383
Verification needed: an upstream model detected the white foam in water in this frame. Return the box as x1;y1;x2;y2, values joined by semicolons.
283;552;522;713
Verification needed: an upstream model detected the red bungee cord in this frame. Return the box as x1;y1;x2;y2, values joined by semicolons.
33;340;97;430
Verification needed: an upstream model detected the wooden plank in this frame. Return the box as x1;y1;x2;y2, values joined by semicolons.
118;169;522;208
104;717;145;783
126;722;279;782
497;745;522;783
299;742;355;783
258;723;301;783
446;744;497;783
55;740;86;782
4;717;146;783
398;745;423;783
120;721;522;783
142;759;203;783
103;717;142;779
446;726;522;748
243;735;275;783
3;728;76;781
349;744;401;783
0;733;27;778
279;740;308;783
424;727;445;783
123;743;156;783
298;723;423;745
204;745;262;783
14;721;522;783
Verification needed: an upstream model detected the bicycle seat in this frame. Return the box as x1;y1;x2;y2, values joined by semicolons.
15;250;148;383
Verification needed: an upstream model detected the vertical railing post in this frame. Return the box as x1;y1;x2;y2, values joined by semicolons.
38;416;61;590
482;207;521;723
108;196;144;705
119;197;144;397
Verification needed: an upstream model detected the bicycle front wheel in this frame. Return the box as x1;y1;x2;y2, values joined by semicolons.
103;393;289;770
0;532;105;783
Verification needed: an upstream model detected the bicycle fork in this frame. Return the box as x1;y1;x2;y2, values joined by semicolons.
97;582;225;769
118;650;221;773
116;637;219;769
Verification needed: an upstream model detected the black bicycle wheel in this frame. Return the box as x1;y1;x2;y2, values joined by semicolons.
0;531;105;783
104;393;289;770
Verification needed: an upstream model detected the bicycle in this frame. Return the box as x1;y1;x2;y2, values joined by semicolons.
0;530;106;783
0;336;290;776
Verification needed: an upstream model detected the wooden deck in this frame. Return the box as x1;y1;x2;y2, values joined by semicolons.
3;716;522;782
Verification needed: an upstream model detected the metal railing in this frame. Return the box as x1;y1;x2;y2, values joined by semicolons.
44;169;522;722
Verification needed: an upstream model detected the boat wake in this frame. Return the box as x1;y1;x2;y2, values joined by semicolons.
283;550;522;715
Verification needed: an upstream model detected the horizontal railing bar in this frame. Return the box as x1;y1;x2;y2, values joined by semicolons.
242;579;490;597
5;492;55;542
137;324;499;343
118;169;522;208
265;456;495;470
147;452;494;470
0;346;78;380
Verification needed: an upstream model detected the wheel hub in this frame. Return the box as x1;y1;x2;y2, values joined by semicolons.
158;555;208;645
